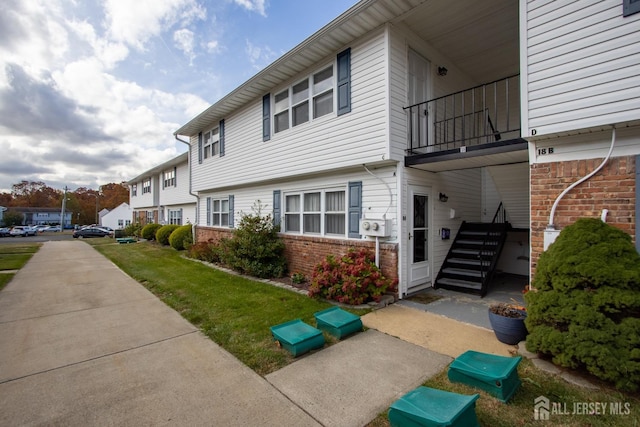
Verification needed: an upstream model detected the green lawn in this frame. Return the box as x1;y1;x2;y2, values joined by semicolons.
94;241;365;375
0;243;41;291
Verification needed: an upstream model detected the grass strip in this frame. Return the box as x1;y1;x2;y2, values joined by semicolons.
0;273;14;291
94;241;366;376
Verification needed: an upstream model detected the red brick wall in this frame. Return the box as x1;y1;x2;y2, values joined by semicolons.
196;226;399;281
530;155;636;275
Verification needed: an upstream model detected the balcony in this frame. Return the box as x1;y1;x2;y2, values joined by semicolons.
404;75;527;171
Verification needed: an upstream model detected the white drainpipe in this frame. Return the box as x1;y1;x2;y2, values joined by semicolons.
544;126;616;250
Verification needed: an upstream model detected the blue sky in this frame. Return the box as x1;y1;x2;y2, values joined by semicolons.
0;0;359;193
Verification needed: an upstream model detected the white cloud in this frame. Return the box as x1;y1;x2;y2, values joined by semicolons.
234;0;267;17
245;39;276;70
173;29;195;64
103;0;205;51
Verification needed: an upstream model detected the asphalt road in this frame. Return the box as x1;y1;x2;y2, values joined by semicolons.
0;232;80;244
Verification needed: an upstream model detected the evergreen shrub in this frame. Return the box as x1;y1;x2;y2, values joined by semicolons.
169;224;193;251
525;218;640;391
123;222;142;237
156;224;179;246
141;223;162;240
219;203;287;278
308;248;397;305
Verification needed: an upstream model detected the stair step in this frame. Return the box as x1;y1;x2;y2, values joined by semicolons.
436;278;482;291
457;239;498;245
448;258;481;266
442;268;482;278
460;231;491;237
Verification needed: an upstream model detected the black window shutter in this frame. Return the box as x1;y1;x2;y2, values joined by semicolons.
262;94;271;141
348;181;362;238
337;48;351;116
174;167;177;187
273;190;281;228
198;132;203;164
228;195;234;228
206;197;211;226
219;119;225;157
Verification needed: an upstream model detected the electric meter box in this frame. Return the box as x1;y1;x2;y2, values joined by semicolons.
359;219;391;237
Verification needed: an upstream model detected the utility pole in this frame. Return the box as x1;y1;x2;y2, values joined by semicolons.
60;186;68;230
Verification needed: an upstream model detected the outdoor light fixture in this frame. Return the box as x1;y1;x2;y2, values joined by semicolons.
439;192;449;202
437;66;448;76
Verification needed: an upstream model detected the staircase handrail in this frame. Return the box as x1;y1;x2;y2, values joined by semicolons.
478;203;507;283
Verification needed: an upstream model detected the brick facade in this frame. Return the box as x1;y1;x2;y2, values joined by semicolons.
196;226;399;282
530;155;636;275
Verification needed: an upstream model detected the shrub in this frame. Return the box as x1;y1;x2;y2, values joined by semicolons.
219;202;287;278
525;218;640;391
187;240;222;263
169;224;193;251
141;223;162;240
123;222;142;237
308;248;397;305
156;224;179;246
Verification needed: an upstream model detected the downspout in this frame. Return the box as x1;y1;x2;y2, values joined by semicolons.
544;126;616;250
175;135;198;240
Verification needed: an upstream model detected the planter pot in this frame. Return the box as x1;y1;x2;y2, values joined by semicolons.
488;308;527;345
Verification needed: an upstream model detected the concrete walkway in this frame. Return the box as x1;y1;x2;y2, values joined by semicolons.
0;241;456;426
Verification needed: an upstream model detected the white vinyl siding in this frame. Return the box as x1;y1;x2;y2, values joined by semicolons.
190;29;389;193
197;166;398;241
522;0;640;137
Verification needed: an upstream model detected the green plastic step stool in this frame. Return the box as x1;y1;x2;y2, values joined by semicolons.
388;386;480;427
313;306;363;339
270;319;325;357
447;350;522;403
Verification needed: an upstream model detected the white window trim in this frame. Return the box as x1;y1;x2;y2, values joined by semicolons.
163;169;175;188
283;186;346;237
272;62;335;135
211;198;230;227
142;179;151;194
203;127;220;159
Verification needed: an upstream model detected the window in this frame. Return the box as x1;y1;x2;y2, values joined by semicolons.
313;66;334;118
142;179;151;194
211;198;229;227
273;65;334;134
168;209;182;225
131;184;137;197
146;211;154;223
163;169;175;188
263;48;350;140
284;189;346;236
118;219;123;228
203;127;219;159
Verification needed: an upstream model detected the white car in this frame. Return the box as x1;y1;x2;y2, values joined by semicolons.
10;226;37;237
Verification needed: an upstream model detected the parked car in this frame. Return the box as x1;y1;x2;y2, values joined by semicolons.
73;227;113;238
10;226;37;237
0;227;10;237
45;225;61;232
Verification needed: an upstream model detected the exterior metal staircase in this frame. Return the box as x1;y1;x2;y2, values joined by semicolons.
434;203;509;297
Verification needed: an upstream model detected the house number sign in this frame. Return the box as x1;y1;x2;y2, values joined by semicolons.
537;147;554;155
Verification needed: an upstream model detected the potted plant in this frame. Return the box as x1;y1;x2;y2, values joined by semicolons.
488;302;527;345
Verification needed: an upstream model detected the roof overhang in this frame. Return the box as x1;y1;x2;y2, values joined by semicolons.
126;152;188;185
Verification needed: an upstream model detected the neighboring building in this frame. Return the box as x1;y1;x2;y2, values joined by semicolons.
100;203;133;230
8;207;73;228
172;0;639;298
127;152;196;226
0;206;5;224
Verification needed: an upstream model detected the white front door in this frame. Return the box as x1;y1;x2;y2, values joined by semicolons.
408;186;431;290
